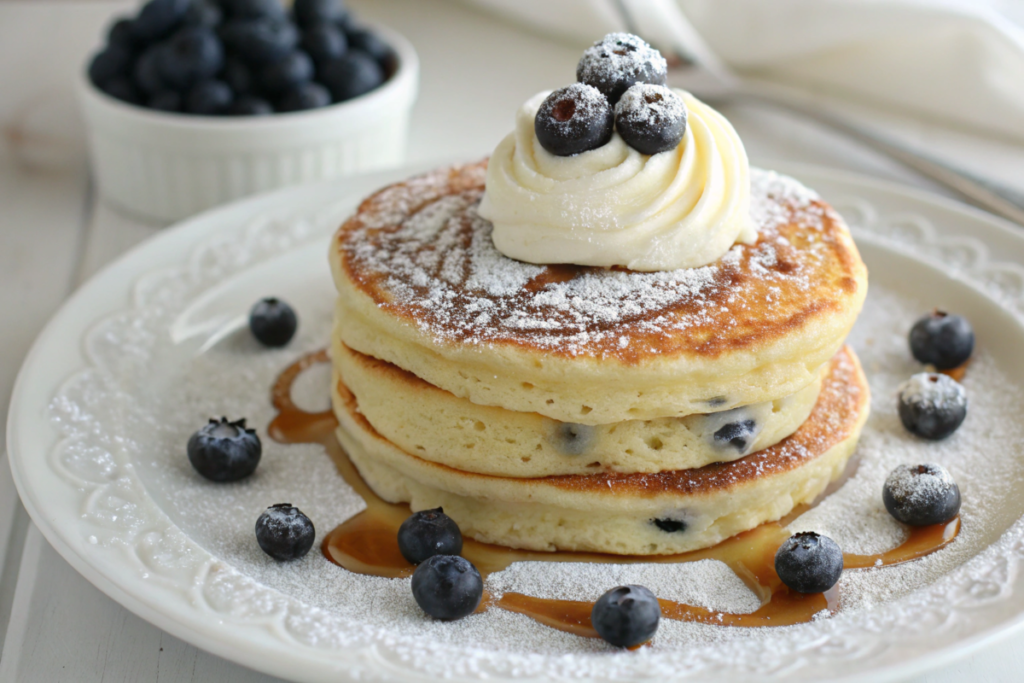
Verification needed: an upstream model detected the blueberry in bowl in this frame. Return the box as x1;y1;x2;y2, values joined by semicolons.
78;0;418;220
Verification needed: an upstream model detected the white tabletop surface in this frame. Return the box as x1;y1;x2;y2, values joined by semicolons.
2;1;1024;681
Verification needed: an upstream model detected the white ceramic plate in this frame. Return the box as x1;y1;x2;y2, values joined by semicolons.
9;162;1024;683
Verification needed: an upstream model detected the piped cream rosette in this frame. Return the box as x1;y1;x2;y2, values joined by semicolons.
478;89;757;272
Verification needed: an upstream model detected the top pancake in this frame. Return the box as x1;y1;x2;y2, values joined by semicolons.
330;160;867;424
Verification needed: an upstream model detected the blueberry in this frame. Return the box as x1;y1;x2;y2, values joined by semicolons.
293;0;347;27
149;90;183;111
410;555;483;621
590;585;660;648
226;0;286;20
260;50;314;95
551;422;595;456
774;531;843;594
397;508;463;565
576;33;668;105
301;23;347;65
320;49;384;102
187;417;261;482
221;18;299;65
183;0;223;28
134;45;167;95
346;27;391;64
159;27;224;91
222;56;254;94
185;79;234;114
227;95;274;115
255;503;316;561
909;310;974;370
897;373;967;440
883;463;961;527
89;45;133;87
101;77;143;104
534;83;614;157
614;84;687;155
132;0;192;42
107;18;138;50
713;418;756;453
652;518;686;533
278;82;331;111
249;297;298;347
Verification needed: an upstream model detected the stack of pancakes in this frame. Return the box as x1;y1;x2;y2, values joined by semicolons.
328;160;869;555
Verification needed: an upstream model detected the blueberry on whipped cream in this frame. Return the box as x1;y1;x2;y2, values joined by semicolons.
533;84;614;157
614;83;687;155
576;33;667;105
883;464;961;527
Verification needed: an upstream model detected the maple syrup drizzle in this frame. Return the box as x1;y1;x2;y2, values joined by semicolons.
270;351;960;639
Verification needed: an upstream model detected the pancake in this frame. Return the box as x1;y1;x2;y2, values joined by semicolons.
333;346;870;555
330;160;867;424
332;340;824;477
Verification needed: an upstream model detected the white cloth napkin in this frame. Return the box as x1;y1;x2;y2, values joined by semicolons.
468;0;1024;142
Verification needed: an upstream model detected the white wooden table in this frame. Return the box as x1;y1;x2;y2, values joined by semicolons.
2;1;1024;680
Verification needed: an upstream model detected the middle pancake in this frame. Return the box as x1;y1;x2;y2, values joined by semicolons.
333;339;824;477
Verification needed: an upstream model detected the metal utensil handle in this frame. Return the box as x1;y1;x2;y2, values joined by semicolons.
744;91;1024;226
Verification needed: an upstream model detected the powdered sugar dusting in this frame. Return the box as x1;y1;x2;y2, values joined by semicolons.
340;165;834;358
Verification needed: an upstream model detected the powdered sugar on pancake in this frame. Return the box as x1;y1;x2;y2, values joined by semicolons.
340;164;837;358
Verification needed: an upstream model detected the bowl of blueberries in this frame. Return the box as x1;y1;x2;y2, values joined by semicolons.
80;0;418;222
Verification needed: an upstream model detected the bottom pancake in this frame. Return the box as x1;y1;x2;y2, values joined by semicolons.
334;347;869;555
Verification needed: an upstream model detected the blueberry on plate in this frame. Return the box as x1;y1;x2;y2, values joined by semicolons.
576;32;668;105
614;84;687;155
320;49;384;102
133;45;167;96
883;463;961;526
774;531;843;594
149;90;183;112
293;0;348;27
249;297;298;346
397;508;463;565
301;23;348;65
221;18;299;66
101;77;143;105
255;504;316;561
909;310;974;370
411;555;483;621
89;45;134;88
897;372;967;440
187;417;261;482
185;79;234;114
591;585;660;648
228;95;274;115
534;83;614;157
346;27;391;64
158;27;225;91
260;50;314;95
227;0;287;21
131;0;192;43
278;82;331;111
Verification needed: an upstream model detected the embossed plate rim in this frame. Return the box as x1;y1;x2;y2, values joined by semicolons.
8;160;1024;683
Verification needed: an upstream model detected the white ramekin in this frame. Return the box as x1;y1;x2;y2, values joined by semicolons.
78;24;418;222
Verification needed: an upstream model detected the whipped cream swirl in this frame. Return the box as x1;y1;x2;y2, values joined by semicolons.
478;89;757;271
